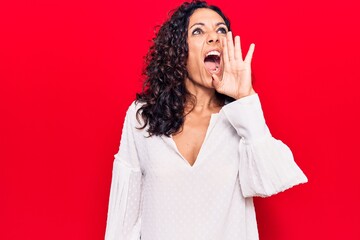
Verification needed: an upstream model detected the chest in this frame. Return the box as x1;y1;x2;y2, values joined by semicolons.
136;113;241;174
172;114;211;166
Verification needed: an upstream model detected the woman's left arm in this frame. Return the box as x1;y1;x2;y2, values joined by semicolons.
216;32;307;197
222;94;308;197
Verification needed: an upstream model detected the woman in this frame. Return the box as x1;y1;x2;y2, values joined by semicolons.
105;1;307;239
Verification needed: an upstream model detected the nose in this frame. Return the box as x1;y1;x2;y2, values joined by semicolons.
206;31;220;45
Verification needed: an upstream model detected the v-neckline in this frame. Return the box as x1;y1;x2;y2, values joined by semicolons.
167;113;219;168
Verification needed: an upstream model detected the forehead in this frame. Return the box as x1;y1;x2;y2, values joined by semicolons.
188;8;225;27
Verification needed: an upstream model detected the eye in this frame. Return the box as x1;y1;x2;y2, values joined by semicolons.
192;28;203;35
217;27;227;34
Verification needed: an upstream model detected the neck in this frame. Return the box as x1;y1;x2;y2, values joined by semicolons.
184;78;223;114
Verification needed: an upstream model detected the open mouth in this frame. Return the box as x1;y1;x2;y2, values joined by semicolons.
204;50;221;75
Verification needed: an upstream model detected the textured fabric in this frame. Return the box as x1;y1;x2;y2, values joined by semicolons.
105;94;308;240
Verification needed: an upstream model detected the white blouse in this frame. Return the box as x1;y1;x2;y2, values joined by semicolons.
105;94;307;240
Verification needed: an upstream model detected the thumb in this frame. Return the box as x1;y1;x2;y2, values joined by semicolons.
211;74;222;91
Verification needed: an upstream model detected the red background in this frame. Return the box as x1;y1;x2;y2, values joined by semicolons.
1;0;359;239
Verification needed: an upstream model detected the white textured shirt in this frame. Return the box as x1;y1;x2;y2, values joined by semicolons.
105;94;308;240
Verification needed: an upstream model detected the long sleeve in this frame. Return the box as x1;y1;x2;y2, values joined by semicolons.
105;103;142;240
222;94;308;198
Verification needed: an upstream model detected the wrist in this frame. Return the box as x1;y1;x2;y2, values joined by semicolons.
234;88;256;100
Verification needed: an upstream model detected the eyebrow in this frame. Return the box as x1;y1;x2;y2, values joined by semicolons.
189;22;227;29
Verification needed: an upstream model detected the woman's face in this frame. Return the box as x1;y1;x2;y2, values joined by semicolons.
186;8;228;90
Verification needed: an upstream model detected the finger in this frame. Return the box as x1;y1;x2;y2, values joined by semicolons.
244;43;255;64
221;36;230;66
211;74;223;91
227;31;235;61
234;36;243;61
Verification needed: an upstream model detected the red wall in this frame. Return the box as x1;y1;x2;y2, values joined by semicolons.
1;0;359;239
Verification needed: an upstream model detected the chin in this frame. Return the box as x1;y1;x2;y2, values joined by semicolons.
204;71;222;87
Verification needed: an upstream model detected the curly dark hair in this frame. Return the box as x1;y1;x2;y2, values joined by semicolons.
136;0;232;137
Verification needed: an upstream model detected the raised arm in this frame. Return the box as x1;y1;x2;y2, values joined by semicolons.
223;94;308;197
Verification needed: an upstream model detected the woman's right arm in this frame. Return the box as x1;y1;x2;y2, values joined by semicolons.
105;103;142;240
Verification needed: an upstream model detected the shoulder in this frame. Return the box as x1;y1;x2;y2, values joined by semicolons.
125;100;146;128
126;100;144;114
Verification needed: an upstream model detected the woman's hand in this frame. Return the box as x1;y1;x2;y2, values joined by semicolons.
212;31;255;100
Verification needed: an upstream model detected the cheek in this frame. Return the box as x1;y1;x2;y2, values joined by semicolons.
187;51;196;67
187;39;202;60
186;39;206;78
186;53;202;76
187;47;202;70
